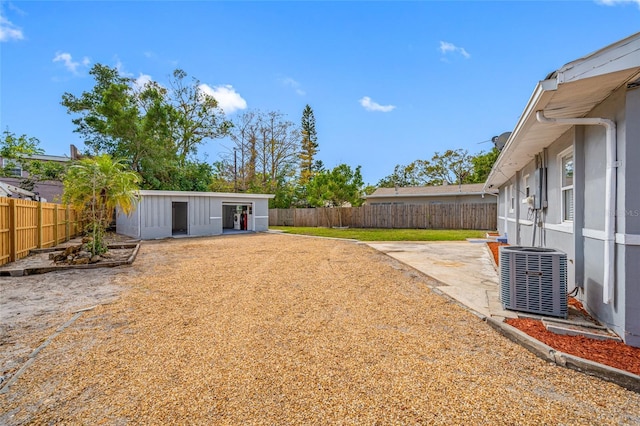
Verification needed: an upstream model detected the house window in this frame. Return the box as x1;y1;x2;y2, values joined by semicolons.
1;160;22;177
561;151;574;222
509;184;515;212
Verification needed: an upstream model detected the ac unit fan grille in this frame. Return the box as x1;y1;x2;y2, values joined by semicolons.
499;246;567;318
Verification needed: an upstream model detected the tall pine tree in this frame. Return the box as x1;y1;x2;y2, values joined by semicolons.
299;104;318;184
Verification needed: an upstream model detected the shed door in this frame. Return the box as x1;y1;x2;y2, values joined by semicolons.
172;202;188;235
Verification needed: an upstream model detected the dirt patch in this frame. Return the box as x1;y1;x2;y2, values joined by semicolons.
0;264;130;390
486;241;639;376
1;234;638;425
0;233;139;388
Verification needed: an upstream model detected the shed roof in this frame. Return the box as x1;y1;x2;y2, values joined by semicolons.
138;190;274;199
366;183;496;199
484;31;640;190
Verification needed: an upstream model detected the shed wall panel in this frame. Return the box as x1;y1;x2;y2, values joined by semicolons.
116;209;139;238
116;192;271;239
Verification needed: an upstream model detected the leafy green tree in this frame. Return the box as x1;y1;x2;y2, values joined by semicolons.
377;160;429;188
377;148;498;188
209;160;236;193
0;129;43;159
269;177;296;209
312;159;324;173
306;164;364;227
63;155;140;256
0;129;66;192
425;149;474;185
362;184;377;196
61;64;230;190
168;69;232;165
469;148;500;183
299;104;318;184
62;65;137;156
62;64;169;177
145;160;214;192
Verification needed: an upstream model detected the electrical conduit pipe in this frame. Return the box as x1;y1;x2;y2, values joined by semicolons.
536;111;617;304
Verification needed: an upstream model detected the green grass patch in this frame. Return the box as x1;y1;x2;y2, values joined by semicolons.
269;226;488;241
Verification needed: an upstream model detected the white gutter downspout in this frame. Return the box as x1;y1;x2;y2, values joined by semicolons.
536;111;617;304
481;191;501;234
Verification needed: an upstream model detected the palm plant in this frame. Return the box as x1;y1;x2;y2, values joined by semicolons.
63;154;140;256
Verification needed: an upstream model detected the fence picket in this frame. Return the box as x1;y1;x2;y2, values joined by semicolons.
0;197;84;266
269;203;497;230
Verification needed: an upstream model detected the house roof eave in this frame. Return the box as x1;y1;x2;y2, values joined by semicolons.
484;80;558;190
484;32;640;191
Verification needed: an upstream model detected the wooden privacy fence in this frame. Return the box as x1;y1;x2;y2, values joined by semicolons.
269;203;497;230
0;197;84;266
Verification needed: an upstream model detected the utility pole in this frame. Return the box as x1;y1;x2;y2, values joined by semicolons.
233;148;237;193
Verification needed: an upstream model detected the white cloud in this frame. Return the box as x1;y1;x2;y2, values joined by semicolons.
198;84;247;114
281;77;306;96
359;96;396;112
439;41;470;59
8;3;27;16
53;52;90;75
114;57;133;77
0;15;24;42
596;0;640;7
133;73;153;90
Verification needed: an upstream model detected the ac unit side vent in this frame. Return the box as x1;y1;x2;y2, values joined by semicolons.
499;246;568;318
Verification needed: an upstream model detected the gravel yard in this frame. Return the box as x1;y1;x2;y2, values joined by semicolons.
1;233;639;424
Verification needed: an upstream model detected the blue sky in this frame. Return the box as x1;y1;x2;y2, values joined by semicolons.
1;1;639;185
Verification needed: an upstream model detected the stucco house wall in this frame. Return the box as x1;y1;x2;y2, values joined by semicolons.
486;33;640;346
623;85;640;344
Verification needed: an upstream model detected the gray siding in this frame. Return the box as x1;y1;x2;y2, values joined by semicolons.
580;86;626;339
583;126;607;231
623;85;640;346
187;196;217;237
116;192;272;240
253;199;270;232
116;208;140;239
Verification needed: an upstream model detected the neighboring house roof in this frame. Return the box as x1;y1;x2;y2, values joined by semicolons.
485;31;640;189
0;155;70;168
0;144;80;166
366;183;497;199
24;154;72;163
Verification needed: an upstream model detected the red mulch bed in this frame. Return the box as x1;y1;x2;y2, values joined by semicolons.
486;241;640;376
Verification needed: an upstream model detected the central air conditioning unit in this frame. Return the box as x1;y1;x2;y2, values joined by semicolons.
499;246;567;318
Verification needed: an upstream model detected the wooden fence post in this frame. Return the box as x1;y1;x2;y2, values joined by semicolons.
53;204;58;247
66;205;71;242
9;199;16;262
38;201;43;248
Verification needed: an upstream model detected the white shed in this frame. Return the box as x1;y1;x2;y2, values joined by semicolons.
116;190;274;240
